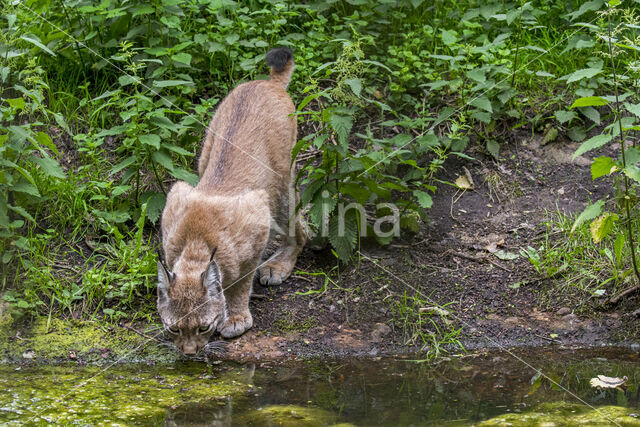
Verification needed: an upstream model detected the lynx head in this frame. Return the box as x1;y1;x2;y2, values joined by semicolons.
156;249;226;355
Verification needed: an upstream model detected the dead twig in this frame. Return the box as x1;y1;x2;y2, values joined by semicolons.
534;333;561;344
452;252;513;273
609;284;640;305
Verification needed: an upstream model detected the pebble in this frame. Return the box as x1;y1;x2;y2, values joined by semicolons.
371;323;392;342
556;307;571;316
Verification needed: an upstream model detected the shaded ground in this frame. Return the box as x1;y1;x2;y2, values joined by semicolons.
220;131;640;361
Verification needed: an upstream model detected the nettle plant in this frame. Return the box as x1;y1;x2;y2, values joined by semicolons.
294;39;459;261
568;1;640;299
91;41;204;224
0;54;67;266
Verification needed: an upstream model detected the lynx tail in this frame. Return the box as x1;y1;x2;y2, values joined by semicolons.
265;47;294;89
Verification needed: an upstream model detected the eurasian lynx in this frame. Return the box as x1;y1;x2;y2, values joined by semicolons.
157;48;306;355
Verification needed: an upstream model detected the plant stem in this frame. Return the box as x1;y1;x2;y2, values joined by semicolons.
511;4;523;89
149;153;166;196
607;7;640;290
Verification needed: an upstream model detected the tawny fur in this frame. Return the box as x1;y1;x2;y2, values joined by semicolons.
157;48;306;355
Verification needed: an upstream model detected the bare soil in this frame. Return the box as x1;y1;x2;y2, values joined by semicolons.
217;131;640;361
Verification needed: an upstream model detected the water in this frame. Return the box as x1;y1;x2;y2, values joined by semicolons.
1;348;640;426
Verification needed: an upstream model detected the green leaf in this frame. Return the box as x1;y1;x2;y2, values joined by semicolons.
554;110;575;124
149;115;175;129
6;97;25;110
344;78;362;97
151;150;173;170
341;182;370;204
413;190;433;209
590;213;618;244
171;52;192;66
34;131;58;155
470;96;492;113
301;179;326;206
110;155;138;174
580;106;600;124
32;156;65;179
625;147;640;165
308;190;337;227
570;96;609;108
573;133;613;159
20;34;56;56
562;68;602;83
624;165;640;183
486;139;500;160
568;126;587;142
329;113;353;148
139;134;161;150
328;210;358;261
132;4;155;17
164;144;193;156
471;110;492;124
8;205;35;223
625;102;640;118
441;29;458;46
571;200;604;233
12;181;40;197
591;156;618;179
152;80;194;88
145;192;165;224
466;69;486;83
170;168;199;186
494;250;520;260
118;75;140;87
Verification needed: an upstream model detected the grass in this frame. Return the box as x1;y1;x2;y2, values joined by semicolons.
392;291;464;361
273;309;318;334
524;208;640;312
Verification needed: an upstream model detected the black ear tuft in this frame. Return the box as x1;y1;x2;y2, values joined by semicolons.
209;247;217;262
265;47;293;72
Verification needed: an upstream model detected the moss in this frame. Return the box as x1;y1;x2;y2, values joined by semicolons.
0;317;177;364
273;309;318;334
480;402;640;426
242;404;341;426
0;363;250;425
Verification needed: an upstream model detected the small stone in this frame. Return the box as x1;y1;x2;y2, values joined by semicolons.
556;307;571;316
562;313;579;323
370;323;392;343
329;305;336;312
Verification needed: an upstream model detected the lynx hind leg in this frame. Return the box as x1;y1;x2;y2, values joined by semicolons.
259;182;306;286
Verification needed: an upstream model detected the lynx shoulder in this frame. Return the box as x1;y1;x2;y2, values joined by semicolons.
157;47;306;355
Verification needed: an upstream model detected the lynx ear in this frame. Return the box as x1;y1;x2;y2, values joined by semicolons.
157;261;174;306
202;259;223;299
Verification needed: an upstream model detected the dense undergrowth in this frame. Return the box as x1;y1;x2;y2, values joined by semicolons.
1;0;640;349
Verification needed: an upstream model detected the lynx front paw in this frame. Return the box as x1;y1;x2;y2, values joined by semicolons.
259;261;293;286
219;312;253;339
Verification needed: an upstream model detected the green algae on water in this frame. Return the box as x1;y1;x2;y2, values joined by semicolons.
0;363;250;425
240;404;342;426
480;402;640;426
